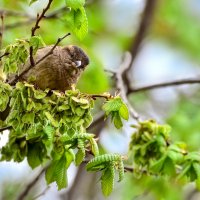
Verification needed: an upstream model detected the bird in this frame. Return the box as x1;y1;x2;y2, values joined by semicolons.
0;45;89;121
12;45;89;91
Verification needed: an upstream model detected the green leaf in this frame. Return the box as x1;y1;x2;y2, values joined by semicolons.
33;89;47;99
101;165;115;196
119;103;129;120
150;155;167;173
67;7;88;40
185;152;200;162
29;0;38;5
193;162;200;190
102;97;123;115
27;143;43;169
65;149;75;168
29;36;45;54
86;154;121;171
44;111;59;127
22;113;35;124
45;156;67;190
90;138;99;156
75;148;85;166
65;0;85;9
113;113;123;129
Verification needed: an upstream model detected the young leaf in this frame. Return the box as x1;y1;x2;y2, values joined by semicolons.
45;156;67;190
113;113;123;129
67;7;88;40
27;143;43;169
75;148;85;166
90;138;99;156
119;103;129;120
101;165;115;196
65;0;85;9
29;35;45;54
29;0;38;5
102;97;123;115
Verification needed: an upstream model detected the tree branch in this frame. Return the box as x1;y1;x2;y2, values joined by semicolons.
127;78;200;94
0;12;4;50
17;166;47;200
4;7;69;30
0;52;9;60
116;52;140;121
122;0;157;88
32;186;50;200
8;32;71;85
30;0;54;66
0;126;11;132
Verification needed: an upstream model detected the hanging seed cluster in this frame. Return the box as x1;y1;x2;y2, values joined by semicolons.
1;82;94;164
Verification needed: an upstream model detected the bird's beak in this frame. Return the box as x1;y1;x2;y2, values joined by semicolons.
75;60;82;68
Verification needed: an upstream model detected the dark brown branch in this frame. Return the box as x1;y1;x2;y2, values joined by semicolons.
33;186;50;200
30;0;54;66
0;126;11;132
8;32;70;85
127;78;200;94
0;12;4;50
122;0;157;88
116;52;140;121
17;166;47;200
31;0;53;36
90;93;112;100
4;7;69;30
0;52;9;60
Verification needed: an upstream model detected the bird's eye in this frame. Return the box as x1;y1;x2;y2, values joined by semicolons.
74;60;82;67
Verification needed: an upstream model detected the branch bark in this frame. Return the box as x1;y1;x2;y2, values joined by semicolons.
122;0;157;89
17;166;48;200
29;0;54;66
127;78;200;94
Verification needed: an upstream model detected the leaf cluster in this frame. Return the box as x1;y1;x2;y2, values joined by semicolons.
102;96;129;129
86;153;124;196
129;120;200;189
0;82;97;189
2;36;45;75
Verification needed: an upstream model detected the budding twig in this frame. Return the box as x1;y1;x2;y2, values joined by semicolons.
29;0;54;66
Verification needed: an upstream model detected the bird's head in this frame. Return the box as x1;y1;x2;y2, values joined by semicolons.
63;45;89;70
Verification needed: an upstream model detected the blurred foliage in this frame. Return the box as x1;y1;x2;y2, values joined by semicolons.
121;174;184;200
153;0;200;61
167;95;200;151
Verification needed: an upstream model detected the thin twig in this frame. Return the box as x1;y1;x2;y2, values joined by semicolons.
29;0;54;66
17;166;47;200
122;0;157;89
116;52;140;121
0;52;9;60
0;126;11;132
0;12;4;50
5;7;69;30
8;32;71;85
90;93;112;100
32;186;50;200
127;78;200;94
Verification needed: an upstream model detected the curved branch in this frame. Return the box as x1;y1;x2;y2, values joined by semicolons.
122;0;157;88
17;166;47;200
30;0;54;66
127;78;200;94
